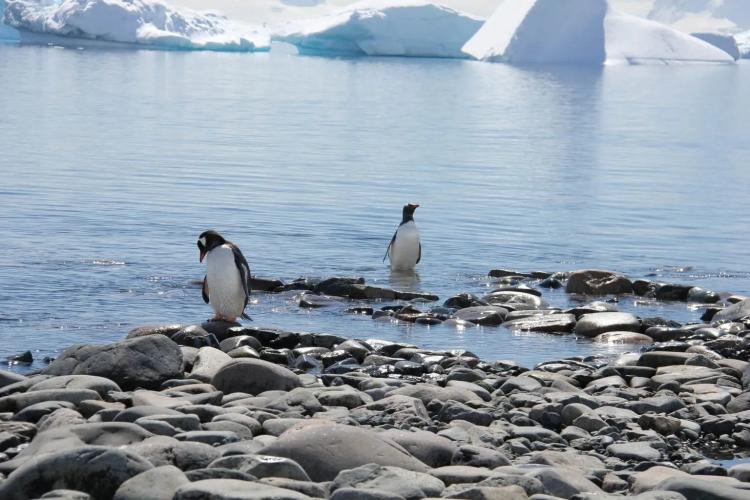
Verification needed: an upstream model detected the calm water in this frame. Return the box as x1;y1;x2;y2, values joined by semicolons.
1;43;749;372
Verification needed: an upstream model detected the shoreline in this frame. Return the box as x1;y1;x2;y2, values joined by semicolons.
0;269;749;499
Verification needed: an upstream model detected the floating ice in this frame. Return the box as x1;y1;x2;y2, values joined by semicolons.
691;32;740;60
648;0;750;34
274;0;484;58
462;0;735;65
736;30;750;58
3;0;270;51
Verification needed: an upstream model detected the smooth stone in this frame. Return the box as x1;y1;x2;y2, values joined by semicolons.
574;312;640;338
454;306;508;326
37;408;86;432
482;291;545;310
595;331;654;344
259;422;428;481
713;299;750;323
189;347;232;383
503;314;577;333
452;445;510;468
528;450;605;471
127;324;184;339
0;388;101;412
638;351;693;368
379;429;458;468
128;435;221;471
428;465;499;486
444;485;529;500
28;375;122;397
38;490;93;500
331;463;445;499
525;467;603;498
258;478;328;498
390;384;482;404
607;442;660;461
212;359;302;395
728;464;750;482
113;465;189;500
329;487;403;500
657;476;750;500
220;336;262;353
42;335;183;390
0;445;153;500
173;479;312;499
209;454;311;481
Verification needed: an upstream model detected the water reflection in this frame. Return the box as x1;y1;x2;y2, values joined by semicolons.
388;269;421;291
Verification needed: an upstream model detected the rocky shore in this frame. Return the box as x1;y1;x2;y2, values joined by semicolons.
1;269;750;500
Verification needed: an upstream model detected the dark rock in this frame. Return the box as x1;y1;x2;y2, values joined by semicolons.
171;325;220;348
0;445;153;500
250;277;285;292
185;468;258;482
209;454;311;481
688;287;721;303
655;284;693;301
7;350;33;364
212;359;302;396
638;351;693;368
444;293;487;309
451;445;510;468
299;293;343;308
454;306;508;326
43;336;183;391
126;324;183;339
565;270;633;295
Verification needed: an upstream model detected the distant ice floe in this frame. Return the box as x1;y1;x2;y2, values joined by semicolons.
736;31;750;58
274;0;484;58
3;0;270;51
462;0;735;65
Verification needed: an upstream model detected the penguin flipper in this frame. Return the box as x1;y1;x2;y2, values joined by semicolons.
383;231;397;262
241;313;253;321
417;242;422;264
202;276;209;304
229;241;251;312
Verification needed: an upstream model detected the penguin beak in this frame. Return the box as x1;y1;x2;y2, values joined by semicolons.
199;249;207;263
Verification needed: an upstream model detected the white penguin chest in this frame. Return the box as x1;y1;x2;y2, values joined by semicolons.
391;221;420;269
206;245;245;314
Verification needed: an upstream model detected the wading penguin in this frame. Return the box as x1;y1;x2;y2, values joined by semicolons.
197;230;251;322
384;203;421;271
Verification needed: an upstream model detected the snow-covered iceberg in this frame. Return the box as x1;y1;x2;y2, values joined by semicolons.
274;0;484;58
737;30;750;58
3;0;270;51
462;0;734;65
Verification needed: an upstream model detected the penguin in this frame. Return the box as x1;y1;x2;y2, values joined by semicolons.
197;230;252;322
384;203;421;271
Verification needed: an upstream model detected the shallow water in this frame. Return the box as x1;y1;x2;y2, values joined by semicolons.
1;43;749;372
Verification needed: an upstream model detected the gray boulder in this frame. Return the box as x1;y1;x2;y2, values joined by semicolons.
331;463;445;499
113;465;189;500
379;429;458;467
29;375;122;397
713;299;750;323
43;336;183;390
211;359;302;395
526;466;602;497
260;422;428;481
0;445;153;500
657;476;750;500
209;454;311;481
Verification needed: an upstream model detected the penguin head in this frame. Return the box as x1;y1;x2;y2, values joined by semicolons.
402;203;419;223
197;230;226;263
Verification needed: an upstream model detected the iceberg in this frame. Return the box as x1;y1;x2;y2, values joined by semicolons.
3;0;270;51
737;30;750;58
648;0;750;34
0;0;19;39
462;0;734;65
274;0;484;58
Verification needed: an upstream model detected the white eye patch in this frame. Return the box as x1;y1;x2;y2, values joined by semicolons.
199;237;207;247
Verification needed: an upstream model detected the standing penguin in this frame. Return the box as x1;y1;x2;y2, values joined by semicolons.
384;203;421;271
197;230;252;322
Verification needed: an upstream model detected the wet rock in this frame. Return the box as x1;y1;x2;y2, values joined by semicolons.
565;270;633;295
113;465;189;500
220;335;262;353
713;299;750;323
595;331;654;344
444;293;487;309
0;445;153;500
212;359;302;395
655;284;693;301
330;463;445;499
503;314;577;333
688;287;721;303
483;291;545;310
455;306;508;326
574;312;641;338
43;335;183;391
172;325;220;348
7;350;33;364
299;293;343;308
250;276;285;292
259;422;428;481
200;321;243;341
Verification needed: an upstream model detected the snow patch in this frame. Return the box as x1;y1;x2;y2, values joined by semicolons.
3;0;270;51
462;0;734;65
274;0;484;58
